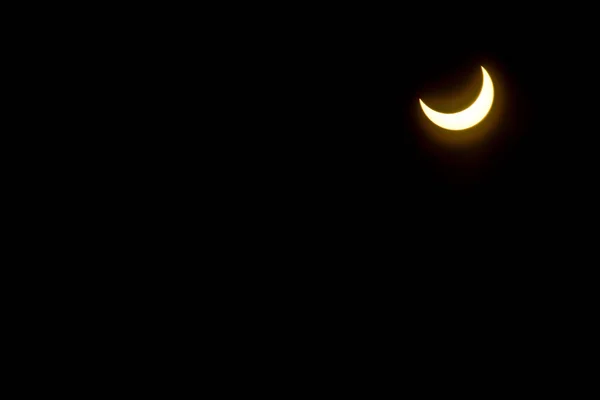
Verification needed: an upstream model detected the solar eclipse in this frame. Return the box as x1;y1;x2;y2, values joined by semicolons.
419;66;494;131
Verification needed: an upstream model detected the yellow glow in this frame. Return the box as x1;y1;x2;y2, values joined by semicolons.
419;66;494;131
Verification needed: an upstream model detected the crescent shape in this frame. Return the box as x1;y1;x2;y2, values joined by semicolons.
419;66;494;131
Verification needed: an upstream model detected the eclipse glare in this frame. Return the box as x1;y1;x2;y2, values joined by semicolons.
420;66;494;131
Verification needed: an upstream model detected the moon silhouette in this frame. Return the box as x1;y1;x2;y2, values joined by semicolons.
420;66;494;131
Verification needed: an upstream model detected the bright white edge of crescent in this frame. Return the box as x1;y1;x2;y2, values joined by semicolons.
419;66;494;131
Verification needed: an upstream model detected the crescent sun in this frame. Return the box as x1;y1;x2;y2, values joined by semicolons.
419;66;494;131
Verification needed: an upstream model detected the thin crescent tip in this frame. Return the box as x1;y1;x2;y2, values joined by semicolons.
480;66;492;79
